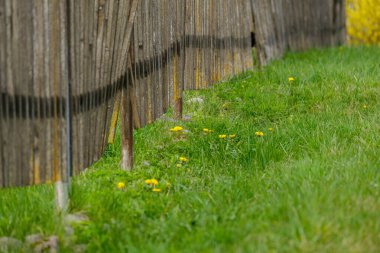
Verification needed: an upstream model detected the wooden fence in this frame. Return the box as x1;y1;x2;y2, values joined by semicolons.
0;0;345;188
251;0;346;64
0;0;253;187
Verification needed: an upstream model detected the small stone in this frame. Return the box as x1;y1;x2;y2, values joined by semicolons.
159;116;177;123
142;161;151;167
64;225;74;236
187;97;204;104
33;236;59;253
73;244;87;253
0;237;23;251
182;115;192;121
25;234;44;246
64;212;89;225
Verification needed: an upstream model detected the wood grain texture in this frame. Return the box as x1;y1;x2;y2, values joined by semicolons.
3;0;347;187
251;0;346;65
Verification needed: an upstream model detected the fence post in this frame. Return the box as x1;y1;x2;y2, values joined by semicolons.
54;0;72;212
55;181;69;212
120;80;133;171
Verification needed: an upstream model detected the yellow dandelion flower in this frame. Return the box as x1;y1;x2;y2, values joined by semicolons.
229;134;236;138
152;188;161;192
179;157;188;162
288;77;295;82
203;128;214;133
219;134;227;139
151;179;158;186
170;126;183;132
145;179;152;185
268;128;273;131
255;131;264;137
116;182;125;189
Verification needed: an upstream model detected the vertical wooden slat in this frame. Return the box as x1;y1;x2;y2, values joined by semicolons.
0;0;5;187
120;80;133;171
5;0;17;185
173;0;184;119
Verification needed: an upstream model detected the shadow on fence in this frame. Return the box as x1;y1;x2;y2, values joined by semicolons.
0;0;345;189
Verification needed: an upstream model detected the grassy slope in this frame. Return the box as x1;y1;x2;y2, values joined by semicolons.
1;46;379;253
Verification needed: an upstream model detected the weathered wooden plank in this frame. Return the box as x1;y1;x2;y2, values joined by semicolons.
174;0;184;118
184;0;192;90
134;0;144;127
4;0;15;185
119;0;140;170
120;80;133;171
20;0;34;185
69;0;80;174
0;0;5;186
242;0;254;71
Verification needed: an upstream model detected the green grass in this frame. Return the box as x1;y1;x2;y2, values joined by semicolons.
1;46;380;252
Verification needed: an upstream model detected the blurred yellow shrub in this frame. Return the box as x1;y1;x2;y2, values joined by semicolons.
346;0;380;45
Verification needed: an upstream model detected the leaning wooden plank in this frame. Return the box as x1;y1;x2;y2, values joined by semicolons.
119;0;140;169
90;0;107;166
95;0;115;159
102;0;121;155
106;0;131;144
107;95;120;144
